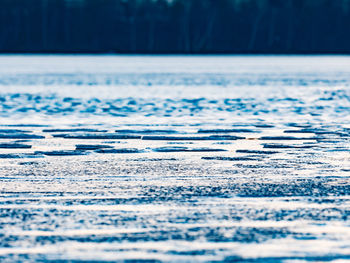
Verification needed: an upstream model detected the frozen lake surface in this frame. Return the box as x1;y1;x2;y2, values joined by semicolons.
0;55;350;262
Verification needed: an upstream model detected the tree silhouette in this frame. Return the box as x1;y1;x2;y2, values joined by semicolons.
0;0;350;53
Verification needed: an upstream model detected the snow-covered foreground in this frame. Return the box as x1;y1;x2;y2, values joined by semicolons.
0;55;350;262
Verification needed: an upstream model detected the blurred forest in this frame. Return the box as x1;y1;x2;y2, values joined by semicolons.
1;0;350;53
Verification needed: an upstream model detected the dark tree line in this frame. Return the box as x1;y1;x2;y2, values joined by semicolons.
1;0;350;53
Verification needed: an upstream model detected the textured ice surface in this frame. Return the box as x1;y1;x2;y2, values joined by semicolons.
0;56;350;262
